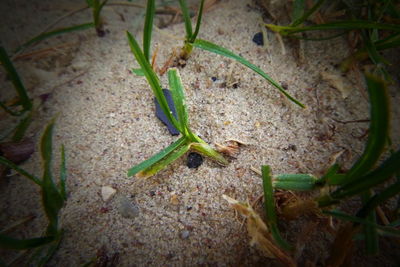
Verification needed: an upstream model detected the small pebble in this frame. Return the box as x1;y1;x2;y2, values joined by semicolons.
117;195;139;218
180;230;190;239
187;152;203;168
252;32;264;46
101;186;116;202
211;76;217;82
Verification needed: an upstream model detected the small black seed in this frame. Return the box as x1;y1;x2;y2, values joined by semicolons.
252;32;263;46
211;76;217;82
187;152;203;168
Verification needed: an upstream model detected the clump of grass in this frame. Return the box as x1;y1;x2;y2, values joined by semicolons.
126;31;227;178
0;119;67;266
265;0;400;79
224;73;399;264
176;0;305;108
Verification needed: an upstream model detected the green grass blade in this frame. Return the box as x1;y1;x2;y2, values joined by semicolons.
0;46;32;111
364;211;378;254
192;39;305;108
357;181;400;219
190;142;228;166
329;149;400;202
290;0;325;27
29;232;63;267
190;0;205;42
12;110;33;142
143;0;155;61
343;74;390;183
0;156;42;186
323;210;400;237
272;173;318;191
137;142;190;178
127;136;186;177
40;120;64;236
59;145;67;201
178;0;193;39
320;164;340;185
291;0;306;23
262;165;293;251
268;20;400;35
126;31;182;132
0;234;54;250
14;23;94;54
167;68;189;135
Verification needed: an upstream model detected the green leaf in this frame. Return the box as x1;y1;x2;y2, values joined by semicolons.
127;136;187;177
0;156;42;186
190;0;205;42
178;0;193;39
343;74;390;184
291;0;306;23
190;142;228;166
327;149;400;204
192;39;305;108
168;68;189;135
126;31;182;132
272;173;317;191
0;234;54;250
59;145;67;201
14;23;94;54
40;120;64;236
357;181;400;219
261;165;292;251
131;68;145;76
12;110;33;142
0;46;32;111
143;0;155;61
136;142;190;178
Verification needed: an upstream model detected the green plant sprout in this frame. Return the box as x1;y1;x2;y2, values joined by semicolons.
177;0;305;108
86;0;109;36
254;73;399;260
0;46;32;115
0;119;67;266
265;0;400;79
126;32;227;178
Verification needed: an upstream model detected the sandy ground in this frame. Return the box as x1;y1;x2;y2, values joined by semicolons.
1;0;399;266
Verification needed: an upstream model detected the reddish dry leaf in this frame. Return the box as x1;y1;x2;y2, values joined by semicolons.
325;223;359;267
0;138;35;164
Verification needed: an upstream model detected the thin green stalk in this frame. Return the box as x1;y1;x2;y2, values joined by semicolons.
0;156;42;186
178;0;193;39
290;0;325;27
14;23;94;54
190;0;205;42
143;0;155;61
267;20;400;36
262;165;292;251
192;39;305;108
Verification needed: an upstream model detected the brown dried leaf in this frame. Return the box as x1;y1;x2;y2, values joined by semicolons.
326;223;359;267
223;195;297;267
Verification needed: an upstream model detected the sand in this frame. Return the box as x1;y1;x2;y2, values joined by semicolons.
1;0;399;266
